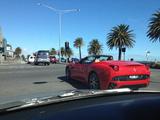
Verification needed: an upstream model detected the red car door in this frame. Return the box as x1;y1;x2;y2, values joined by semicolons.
75;56;96;82
70;63;83;81
80;63;90;83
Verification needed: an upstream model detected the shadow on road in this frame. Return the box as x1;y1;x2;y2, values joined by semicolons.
57;76;88;90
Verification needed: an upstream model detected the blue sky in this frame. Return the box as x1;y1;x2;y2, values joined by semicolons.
0;0;160;61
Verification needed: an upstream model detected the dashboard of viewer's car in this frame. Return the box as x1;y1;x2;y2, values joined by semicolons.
1;92;160;120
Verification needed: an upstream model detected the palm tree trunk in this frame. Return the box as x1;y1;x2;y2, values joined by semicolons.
118;47;122;60
79;47;81;60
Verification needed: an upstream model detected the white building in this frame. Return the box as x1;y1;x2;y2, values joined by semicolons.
6;44;14;57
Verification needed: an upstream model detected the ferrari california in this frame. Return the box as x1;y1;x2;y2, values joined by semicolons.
66;55;150;90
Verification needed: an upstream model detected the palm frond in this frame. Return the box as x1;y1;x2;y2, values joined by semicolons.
88;39;102;55
147;10;160;42
107;24;135;49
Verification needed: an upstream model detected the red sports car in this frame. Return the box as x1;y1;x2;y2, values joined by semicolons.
66;55;150;90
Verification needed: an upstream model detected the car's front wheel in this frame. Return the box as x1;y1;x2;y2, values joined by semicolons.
88;72;100;89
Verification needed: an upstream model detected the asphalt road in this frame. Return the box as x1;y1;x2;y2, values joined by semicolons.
0;64;87;103
0;64;160;104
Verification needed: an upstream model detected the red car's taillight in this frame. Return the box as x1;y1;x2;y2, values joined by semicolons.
110;65;119;71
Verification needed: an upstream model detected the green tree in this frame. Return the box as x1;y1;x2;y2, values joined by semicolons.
27;55;30;59
107;24;135;60
88;39;102;55
50;48;56;56
65;48;73;59
21;54;26;61
14;47;22;58
147;10;160;42
60;47;65;58
74;37;84;60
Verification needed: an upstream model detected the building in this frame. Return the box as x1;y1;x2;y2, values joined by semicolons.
0;27;14;61
6;44;14;57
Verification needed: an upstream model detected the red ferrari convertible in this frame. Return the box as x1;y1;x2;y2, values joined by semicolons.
66;55;150;90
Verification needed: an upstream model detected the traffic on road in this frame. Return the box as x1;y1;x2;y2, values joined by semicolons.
1;0;160;119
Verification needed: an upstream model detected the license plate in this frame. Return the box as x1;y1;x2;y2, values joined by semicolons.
129;75;139;79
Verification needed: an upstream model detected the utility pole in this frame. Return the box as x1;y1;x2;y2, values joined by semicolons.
146;51;150;61
0;27;3;64
37;3;80;63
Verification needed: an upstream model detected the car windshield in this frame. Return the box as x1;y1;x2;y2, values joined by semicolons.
37;52;49;56
96;55;113;61
0;0;160;109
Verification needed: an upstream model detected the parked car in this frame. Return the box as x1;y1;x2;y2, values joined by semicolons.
50;56;58;64
66;55;150;90
71;58;79;63
61;58;66;63
27;55;35;64
34;50;50;66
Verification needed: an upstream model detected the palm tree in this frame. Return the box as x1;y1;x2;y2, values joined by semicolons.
14;47;22;58
60;47;65;58
88;39;102;55
147;10;160;42
107;24;135;60
50;48;56;56
74;37;84;60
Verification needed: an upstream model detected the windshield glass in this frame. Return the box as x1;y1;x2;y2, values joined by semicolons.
0;0;160;107
38;52;49;56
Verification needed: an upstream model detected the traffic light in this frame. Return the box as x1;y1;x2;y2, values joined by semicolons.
65;42;69;51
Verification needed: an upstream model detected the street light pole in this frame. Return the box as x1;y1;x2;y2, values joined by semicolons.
37;3;80;63
146;51;150;61
59;13;62;60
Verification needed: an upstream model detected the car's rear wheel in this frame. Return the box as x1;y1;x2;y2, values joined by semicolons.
66;68;71;80
88;72;100;89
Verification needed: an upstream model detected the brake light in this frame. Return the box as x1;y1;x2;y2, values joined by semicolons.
110;65;119;71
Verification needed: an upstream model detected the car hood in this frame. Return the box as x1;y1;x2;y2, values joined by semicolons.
0;88;160;113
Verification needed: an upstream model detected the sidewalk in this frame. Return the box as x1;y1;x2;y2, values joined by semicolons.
0;61;27;66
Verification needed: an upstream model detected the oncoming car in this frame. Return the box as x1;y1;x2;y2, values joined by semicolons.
66;55;150;90
34;50;50;66
27;55;35;64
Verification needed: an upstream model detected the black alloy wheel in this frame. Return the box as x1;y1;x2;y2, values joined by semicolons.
88;72;100;89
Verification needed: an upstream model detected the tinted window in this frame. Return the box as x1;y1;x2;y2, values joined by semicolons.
38;52;49;56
